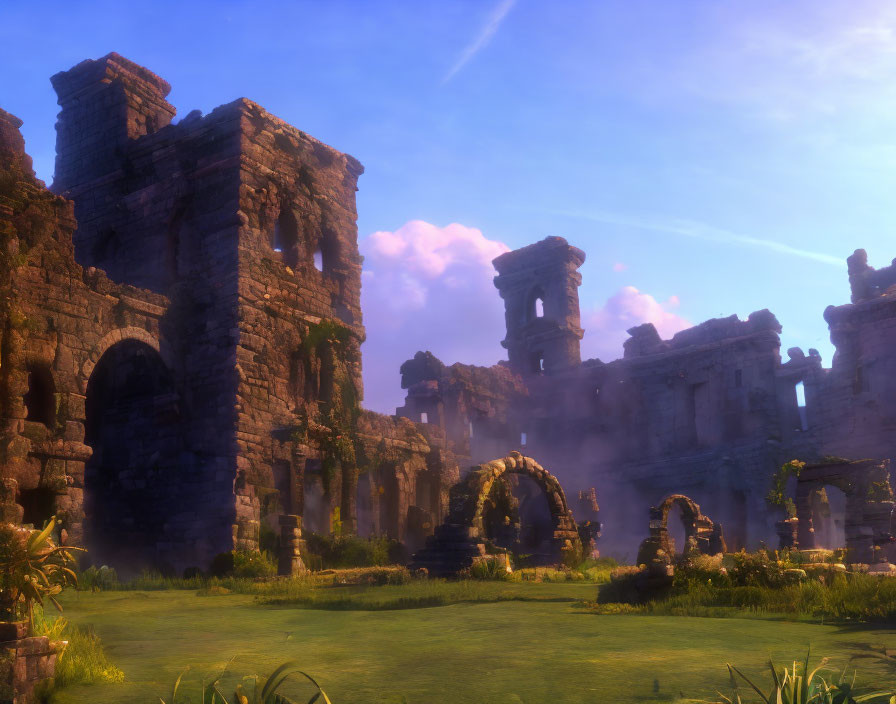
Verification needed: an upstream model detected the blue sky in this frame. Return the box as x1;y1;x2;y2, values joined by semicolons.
4;0;896;412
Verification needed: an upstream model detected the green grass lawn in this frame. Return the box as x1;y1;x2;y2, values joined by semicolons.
52;584;896;704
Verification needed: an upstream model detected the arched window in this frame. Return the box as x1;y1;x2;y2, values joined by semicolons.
273;208;300;268
530;351;545;374
313;244;324;272
24;363;55;427
525;286;546;323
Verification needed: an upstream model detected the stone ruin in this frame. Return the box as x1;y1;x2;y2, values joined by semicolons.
411;452;583;576
0;53;461;576
635;494;725;568
397;234;896;559
5;51;896;582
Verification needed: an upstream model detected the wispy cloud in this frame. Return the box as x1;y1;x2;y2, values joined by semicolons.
553;209;844;268
442;0;517;84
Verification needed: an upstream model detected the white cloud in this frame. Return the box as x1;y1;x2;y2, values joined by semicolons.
582;286;691;362
442;0;517;83
361;220;510;413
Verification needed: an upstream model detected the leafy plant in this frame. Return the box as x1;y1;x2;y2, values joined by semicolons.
0;516;83;629
715;650;895;704
159;660;333;704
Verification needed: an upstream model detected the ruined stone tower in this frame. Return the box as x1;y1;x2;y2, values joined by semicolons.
493;236;585;375
1;53;459;576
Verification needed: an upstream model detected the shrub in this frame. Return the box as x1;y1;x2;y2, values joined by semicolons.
78;565;119;591
724;550;788;588
302;532;402;569
209;550;277;579
232;550;277;579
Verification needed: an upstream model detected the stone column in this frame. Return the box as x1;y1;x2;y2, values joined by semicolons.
277;514;306;577
795;486;816;549
0;621;62;704
775;518;799;549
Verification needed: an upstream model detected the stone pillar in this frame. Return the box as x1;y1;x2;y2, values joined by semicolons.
277;514;306;577
0;622;62;704
795;486;816;549
775;518;799;549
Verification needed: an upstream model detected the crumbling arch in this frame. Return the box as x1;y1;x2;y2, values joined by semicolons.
636;494;724;565
411;452;582;574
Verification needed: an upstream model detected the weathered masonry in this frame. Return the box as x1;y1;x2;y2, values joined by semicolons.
0;54;458;574
398;237;896;559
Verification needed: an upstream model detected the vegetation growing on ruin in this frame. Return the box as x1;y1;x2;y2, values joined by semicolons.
766;460;806;518
293;318;360;494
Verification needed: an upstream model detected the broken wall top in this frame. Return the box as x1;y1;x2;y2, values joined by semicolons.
492;236;585;278
621;309;782;360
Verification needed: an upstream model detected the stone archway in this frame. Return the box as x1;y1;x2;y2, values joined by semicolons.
84;338;183;574
795;459;894;563
636;494;725;566
411;452;582;575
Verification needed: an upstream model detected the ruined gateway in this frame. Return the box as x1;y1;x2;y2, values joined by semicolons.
1;53;894;572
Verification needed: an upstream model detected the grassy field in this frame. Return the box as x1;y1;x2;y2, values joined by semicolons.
49;582;896;704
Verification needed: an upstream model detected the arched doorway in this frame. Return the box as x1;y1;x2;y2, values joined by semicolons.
84;339;181;573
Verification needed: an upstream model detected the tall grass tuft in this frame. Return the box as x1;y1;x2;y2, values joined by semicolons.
32;610;124;687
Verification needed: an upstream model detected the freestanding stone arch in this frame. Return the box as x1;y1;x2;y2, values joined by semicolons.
411;451;582;576
636;494;725;566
